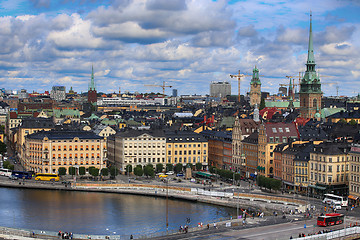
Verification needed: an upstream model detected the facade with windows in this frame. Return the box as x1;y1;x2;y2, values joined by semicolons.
107;130;166;173
349;144;360;206
166;131;208;169
258;122;299;177
308;142;350;197
24;130;106;174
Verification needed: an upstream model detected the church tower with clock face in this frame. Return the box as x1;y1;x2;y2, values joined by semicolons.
300;13;322;119
249;66;261;107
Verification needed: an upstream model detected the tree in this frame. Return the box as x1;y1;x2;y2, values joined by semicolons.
339;118;347;124
166;164;173;172
209;166;216;174
79;167;86;176
101;168;109;177
125;164;133;175
3;160;14;170
58;167;67;176
174;163;183;173
68;167;76;176
110;166;118;178
0;141;6;154
259;98;265;110
349;119;358;125
144;164;155;177
134;166;143;177
155;163;163;173
89;167;99;178
195;162;202;171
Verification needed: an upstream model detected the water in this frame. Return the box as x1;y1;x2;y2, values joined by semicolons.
0;187;236;236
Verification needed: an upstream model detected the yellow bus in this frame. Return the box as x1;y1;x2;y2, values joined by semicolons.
35;173;60;182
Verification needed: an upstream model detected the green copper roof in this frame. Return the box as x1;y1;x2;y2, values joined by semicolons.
250;66;261;85
307;13;315;65
300;12;321;94
89;65;96;91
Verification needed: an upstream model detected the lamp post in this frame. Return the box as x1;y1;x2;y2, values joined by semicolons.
165;178;169;233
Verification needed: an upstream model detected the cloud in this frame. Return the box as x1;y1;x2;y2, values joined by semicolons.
146;0;187;11
47;14;105;50
30;0;50;8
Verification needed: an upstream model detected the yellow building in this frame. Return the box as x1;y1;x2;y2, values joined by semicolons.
258;122;299;177
17;118;55;162
24;130;107;174
309;142;350;196
166;131;208;169
349;144;360;206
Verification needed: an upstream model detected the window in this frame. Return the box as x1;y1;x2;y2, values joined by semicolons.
285;128;290;132
272;128;277;133
278;128;283;133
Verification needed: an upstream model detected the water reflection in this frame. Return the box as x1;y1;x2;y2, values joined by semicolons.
0;188;235;235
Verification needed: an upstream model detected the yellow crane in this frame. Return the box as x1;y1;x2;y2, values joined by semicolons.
229;70;251;103
144;81;172;97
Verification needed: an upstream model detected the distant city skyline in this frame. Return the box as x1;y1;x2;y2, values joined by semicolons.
0;0;359;97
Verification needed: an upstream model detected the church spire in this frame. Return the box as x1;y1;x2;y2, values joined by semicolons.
307;11;315;65
89;65;96;91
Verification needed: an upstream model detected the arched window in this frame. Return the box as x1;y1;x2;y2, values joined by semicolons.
313;99;317;108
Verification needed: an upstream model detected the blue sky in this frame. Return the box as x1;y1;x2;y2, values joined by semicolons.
0;0;359;97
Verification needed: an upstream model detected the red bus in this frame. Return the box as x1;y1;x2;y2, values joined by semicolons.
317;213;344;227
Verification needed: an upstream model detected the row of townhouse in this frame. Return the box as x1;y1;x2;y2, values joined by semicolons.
107;130;208;173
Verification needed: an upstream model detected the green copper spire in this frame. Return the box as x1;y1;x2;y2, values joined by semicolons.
250;66;261;85
300;12;321;94
89;65;96;91
307;12;315;64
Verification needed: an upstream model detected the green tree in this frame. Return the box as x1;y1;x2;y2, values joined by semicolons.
166;164;173;172
68;167;76;176
125;164;133;175
195;162;202;171
3;161;14;170
209;166;216;174
58;167;67;176
110;166;118;178
155;163;163;173
134;166;143;177
259;98;265;110
79;167;86;176
144;164;155;177
349;119;358;125
101;168;109;177
89;167;99;177
0;141;6;154
174;163;183;173
339;118;347;124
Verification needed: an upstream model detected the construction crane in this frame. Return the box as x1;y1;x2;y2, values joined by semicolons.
144;81;172;97
229;70;251;103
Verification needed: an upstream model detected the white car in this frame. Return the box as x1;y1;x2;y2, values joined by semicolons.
332;204;342;210
166;171;174;175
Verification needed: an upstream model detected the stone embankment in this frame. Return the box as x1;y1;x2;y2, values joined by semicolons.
0;180;308;214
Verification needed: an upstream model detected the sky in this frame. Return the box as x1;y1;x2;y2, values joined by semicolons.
0;0;359;97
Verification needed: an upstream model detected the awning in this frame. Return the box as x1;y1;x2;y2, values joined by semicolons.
348;195;359;201
308;184;327;191
283;181;295;186
196;172;213;178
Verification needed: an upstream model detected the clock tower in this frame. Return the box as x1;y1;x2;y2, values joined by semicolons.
300;13;322;119
249;66;261;107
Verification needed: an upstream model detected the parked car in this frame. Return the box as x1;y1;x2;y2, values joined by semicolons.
9;175;18;180
158;174;168;178
166;171;174;175
177;172;184;177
